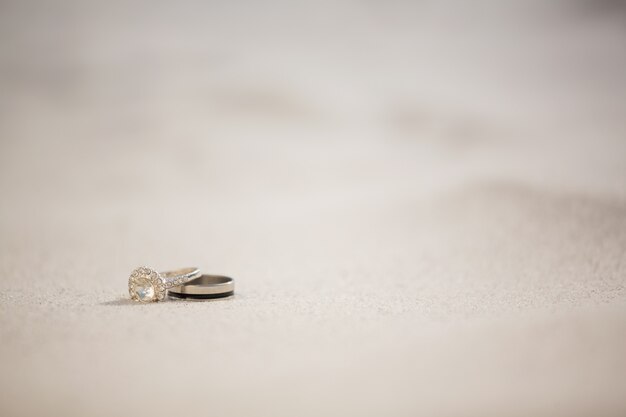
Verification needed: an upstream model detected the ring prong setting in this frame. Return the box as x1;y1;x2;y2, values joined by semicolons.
129;267;166;302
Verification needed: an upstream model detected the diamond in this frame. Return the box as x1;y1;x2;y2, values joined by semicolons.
131;277;155;302
128;267;162;302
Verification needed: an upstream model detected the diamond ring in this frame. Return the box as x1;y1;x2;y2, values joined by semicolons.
128;266;201;303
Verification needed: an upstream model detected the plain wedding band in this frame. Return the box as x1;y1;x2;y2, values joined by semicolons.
168;274;235;300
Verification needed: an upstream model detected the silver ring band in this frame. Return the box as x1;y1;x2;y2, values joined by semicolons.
168;274;235;300
159;267;202;289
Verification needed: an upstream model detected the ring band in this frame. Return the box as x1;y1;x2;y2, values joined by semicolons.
129;266;201;303
168;275;235;300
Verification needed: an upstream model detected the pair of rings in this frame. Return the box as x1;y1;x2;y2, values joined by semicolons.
128;266;234;303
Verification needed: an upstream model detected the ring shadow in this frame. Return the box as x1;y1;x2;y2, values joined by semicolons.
100;295;237;306
100;298;135;306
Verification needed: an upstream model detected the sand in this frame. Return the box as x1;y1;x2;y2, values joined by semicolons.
1;1;625;416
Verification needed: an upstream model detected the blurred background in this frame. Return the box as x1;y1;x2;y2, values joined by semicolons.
0;1;625;416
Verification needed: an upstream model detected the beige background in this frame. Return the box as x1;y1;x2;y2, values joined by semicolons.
1;1;625;416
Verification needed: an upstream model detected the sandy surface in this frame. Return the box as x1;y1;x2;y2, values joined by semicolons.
1;1;625;416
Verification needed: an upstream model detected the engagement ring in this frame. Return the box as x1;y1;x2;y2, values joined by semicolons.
128;266;201;302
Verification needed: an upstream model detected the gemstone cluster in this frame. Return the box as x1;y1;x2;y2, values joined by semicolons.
128;267;166;302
